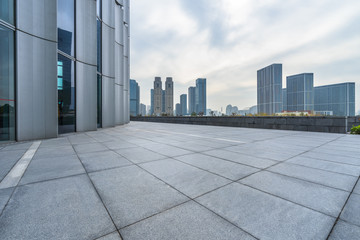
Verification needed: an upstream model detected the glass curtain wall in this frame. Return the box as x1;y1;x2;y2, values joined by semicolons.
97;0;102;127
0;0;15;142
57;0;76;133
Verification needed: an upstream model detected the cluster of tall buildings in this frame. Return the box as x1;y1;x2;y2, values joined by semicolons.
148;77;174;116
257;64;356;116
175;78;207;116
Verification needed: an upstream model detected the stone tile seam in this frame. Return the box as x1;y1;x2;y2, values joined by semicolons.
326;176;360;240
298;154;360;167
93;230;121;240
69;140;124;240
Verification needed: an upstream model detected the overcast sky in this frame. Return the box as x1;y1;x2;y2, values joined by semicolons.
130;0;360;113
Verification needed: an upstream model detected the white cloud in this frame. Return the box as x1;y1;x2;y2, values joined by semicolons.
130;0;360;112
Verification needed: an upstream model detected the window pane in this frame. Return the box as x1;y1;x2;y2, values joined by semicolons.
0;0;14;25
58;54;76;134
97;75;102;127
97;19;102;72
0;25;15;141
58;0;75;56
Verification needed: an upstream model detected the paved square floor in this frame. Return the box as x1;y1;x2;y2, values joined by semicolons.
0;122;359;239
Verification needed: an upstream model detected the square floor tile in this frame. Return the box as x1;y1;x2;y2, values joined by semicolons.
328;220;360;240
78;151;132;172
115;147;166;164
340;193;360;226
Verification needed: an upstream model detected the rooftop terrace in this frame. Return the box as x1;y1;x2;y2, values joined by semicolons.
0;122;360;239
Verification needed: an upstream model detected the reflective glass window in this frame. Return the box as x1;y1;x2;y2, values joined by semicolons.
58;0;75;56
58;54;76;134
97;19;102;72
0;0;14;25
97;75;102;128
0;25;15;141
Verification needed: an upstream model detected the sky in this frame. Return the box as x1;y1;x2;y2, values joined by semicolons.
130;0;360;113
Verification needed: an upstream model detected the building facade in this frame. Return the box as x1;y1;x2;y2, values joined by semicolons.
188;86;196;114
140;103;146;116
175;103;181;116
195;78;207;114
180;94;187;116
257;64;282;115
153;77;162;115
165;77;174;115
150;89;154;115
286;73;314;112
314;82;355;116
130;79;140;116
0;0;130;142
282;89;287;112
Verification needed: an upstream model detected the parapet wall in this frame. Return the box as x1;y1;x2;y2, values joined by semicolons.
131;116;360;134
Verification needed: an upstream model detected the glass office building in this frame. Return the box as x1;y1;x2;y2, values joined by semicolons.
188;87;196;114
180;94;187;116
1;0;130;142
282;89;287;112
314;83;355;116
286;73;314;112
130;80;140;116
195;78;207;114
257;64;282;115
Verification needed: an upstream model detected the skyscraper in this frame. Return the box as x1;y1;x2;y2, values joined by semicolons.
180;94;187;116
314;82;355;116
286;73;314;112
150;89;154;115
175;103;181;116
0;0;130;142
154;77;162;115
282;89;287;112
130;80;140;116
257;64;282;115
188;86;196;114
195;78;207;114
162;90;165;113
165;77;174;115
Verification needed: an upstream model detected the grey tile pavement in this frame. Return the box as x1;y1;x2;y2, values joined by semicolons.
1;122;359;239
78;150;132;172
267;162;358;192
196;183;335;240
240;171;348;217
175;153;258;181
19;155;85;185
0;175;116;240
121;201;256;240
96;231;122;240
140;159;231;198
89;165;189;228
328;220;360;240
340;193;360;226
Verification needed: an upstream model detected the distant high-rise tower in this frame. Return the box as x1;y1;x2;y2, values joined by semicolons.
175;103;181;116
154;77;162;115
180;94;187;116
162;90;165;113
188;87;196;114
257;64;282;114
286;73;314;112
195;78;206;114
150;89;154;115
165;77;174;115
130;79;140;116
282;88;287;112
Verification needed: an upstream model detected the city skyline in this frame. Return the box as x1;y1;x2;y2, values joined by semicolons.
130;0;360;113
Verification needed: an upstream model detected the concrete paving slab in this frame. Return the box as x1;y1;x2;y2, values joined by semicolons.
203;149;277;169
74;142;108;154
115;147;167;164
268;163;358;192
102;140;137;150
175;153;258;181
240;171;348;217
39;137;71;148
141;143;193;157
96;232;122;240
67;134;97;145
328;220;360;240
121;201;256;240
33;145;75;160
340;193;360;226
354;181;360;195
0;187;13;213
196;183;335;240
89;165;189;228
20;155;85;185
302;151;360;166
78;150;132;172
1;142;32;151
169;142;214;152
0;175;115;240
224;145;296;161
0;150;26;181
140;159;231;198
287;156;360;176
